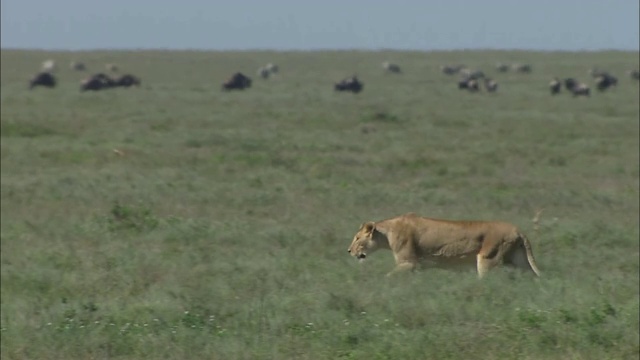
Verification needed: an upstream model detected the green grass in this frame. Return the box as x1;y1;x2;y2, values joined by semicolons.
1;49;639;360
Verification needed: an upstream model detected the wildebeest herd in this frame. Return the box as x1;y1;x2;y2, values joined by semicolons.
439;61;638;96
28;59;142;92
545;70;620;97
27;58;639;97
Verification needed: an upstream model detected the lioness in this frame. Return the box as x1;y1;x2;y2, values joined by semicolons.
347;213;541;278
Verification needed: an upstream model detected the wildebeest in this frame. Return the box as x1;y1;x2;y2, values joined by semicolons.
334;76;363;93
564;78;590;97
495;63;509;72
80;73;116;91
41;59;56;73
70;61;86;71
382;61;402;73
549;77;562;95
467;79;479;92
105;63;119;72
265;63;279;74
115;74;141;87
628;70;640;80
257;67;269;79
512;64;532;73
80;73;141;91
484;78;498;92
257;63;279;79
594;73;617;91
571;83;590;97
441;65;464;75
564;78;578;91
458;77;479;92
222;72;252;91
29;72;57;90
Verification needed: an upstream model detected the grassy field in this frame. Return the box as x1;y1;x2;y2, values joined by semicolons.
1;49;639;360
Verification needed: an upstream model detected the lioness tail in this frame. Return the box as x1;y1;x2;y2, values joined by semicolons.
520;233;541;277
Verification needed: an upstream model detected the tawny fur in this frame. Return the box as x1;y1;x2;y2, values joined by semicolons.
347;213;541;278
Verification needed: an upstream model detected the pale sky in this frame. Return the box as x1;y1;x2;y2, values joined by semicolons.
1;0;638;51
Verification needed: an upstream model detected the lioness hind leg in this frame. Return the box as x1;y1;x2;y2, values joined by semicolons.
476;254;494;279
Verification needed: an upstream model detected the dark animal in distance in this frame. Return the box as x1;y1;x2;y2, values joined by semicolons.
484;78;498;92
80;73;141;91
549;78;562;95
495;63;509;72
458;77;479;92
257;63;279;79
257;67;271;79
628;70;640;80
29;72;57;90
70;61;86;71
334;76;363;93
564;78;590;97
512;64;532;73
115;74;141;87
594;73;617;91
455;68;484;92
80;73;116;91
265;63;278;74
466;79;479;92
564;78;577;91
222;72;252;91
382;61;402;73
571;84;590;97
460;68;485;80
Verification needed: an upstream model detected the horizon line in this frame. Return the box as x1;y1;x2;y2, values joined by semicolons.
2;47;639;53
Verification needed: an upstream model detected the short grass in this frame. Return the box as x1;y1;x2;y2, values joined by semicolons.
1;49;639;360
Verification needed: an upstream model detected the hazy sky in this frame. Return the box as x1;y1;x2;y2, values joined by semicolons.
1;0;638;51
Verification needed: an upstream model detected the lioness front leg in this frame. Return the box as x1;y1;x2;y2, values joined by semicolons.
386;261;417;277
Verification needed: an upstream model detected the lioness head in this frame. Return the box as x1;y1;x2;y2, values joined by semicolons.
347;222;381;261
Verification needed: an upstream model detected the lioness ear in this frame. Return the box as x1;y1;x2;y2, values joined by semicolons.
364;222;375;234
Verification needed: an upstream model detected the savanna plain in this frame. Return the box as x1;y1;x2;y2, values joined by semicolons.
1;50;639;359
